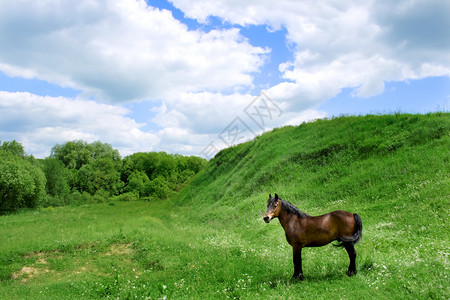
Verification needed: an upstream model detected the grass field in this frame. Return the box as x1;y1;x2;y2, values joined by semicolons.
1;113;449;299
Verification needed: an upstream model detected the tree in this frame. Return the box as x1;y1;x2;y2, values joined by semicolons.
121;151;207;199
0;150;46;210
90;141;122;168
125;171;150;198
0;140;25;157
185;156;207;173
42;158;70;197
155;152;177;179
78;158;123;196
51;140;93;169
51;140;121;170
51;140;123;195
149;177;170;199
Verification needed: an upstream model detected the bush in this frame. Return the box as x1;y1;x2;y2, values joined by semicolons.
125;171;150;198
78;158;123;196
42;158;70;198
0;150;46;211
93;189;110;203
65;190;98;205
111;192;139;202
149;177;170;199
41;195;67;207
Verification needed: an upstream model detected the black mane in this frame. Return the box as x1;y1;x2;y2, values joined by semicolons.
280;199;309;218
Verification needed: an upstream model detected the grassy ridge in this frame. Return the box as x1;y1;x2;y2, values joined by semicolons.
170;112;450;297
0;113;449;299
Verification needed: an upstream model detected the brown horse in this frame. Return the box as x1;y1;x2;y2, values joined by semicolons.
264;194;362;280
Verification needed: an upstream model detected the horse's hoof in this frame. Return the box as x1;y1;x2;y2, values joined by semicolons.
346;270;356;277
292;275;304;281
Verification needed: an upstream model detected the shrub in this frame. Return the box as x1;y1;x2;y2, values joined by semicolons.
111;192;139;202
0;150;46;211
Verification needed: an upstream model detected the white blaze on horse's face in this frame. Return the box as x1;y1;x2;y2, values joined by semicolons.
264;194;280;223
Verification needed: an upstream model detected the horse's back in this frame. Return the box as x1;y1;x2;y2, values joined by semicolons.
330;210;354;217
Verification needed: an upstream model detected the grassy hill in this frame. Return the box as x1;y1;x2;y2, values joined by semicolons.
178;113;448;226
1;113;449;299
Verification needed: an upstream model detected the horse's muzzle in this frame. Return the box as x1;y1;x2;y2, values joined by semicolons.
263;216;271;223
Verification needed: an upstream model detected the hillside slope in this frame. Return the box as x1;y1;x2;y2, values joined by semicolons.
171;112;450;297
178;113;448;215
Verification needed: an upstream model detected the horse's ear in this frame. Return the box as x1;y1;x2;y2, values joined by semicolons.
269;194;272;199
275;193;279;201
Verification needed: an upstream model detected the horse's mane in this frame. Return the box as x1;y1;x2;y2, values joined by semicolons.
280;199;309;218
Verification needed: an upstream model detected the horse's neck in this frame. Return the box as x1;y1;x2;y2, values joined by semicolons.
278;201;297;231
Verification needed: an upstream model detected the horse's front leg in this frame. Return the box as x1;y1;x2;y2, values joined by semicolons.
292;246;303;280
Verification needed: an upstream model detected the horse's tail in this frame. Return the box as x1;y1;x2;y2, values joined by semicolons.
335;213;363;247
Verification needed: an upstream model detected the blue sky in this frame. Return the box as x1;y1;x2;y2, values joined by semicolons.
0;0;448;158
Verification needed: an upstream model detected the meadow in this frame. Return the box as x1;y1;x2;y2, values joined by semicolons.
0;113;449;299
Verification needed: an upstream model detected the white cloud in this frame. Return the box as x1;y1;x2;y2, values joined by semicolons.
0;91;159;157
153;92;254;134
0;0;268;103
171;0;450;102
151;91;257;155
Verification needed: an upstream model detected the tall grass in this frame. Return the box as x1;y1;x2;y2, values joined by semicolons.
1;113;448;299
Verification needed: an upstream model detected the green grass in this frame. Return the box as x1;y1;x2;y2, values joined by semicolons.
1;113;449;299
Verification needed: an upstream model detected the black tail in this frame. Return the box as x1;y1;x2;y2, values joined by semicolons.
335;213;363;247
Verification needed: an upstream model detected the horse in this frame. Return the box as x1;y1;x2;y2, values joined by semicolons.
263;194;362;280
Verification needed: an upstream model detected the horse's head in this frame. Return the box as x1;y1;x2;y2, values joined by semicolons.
264;194;281;223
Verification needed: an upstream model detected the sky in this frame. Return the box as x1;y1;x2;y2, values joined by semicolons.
0;0;449;159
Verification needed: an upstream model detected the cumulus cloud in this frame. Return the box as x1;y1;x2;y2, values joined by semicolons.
0;0;268;103
171;0;450;102
0;91;159;157
153;92;255;134
152;91;267;154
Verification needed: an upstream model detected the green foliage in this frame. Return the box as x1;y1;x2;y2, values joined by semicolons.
48;141;125;198
1;138;205;208
148;177;170;199
50;140;93;170
111;191;140;202
89;141;122;166
78;158;123;196
41;158;70;198
122;151;207;199
125;171;150;198
47;141;205;201
93;189;110;203
0;150;46;211
0;140;25;157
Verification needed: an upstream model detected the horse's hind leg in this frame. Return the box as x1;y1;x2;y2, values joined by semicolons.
344;244;357;276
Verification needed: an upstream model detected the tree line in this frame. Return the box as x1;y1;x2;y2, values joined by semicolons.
0;140;207;211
